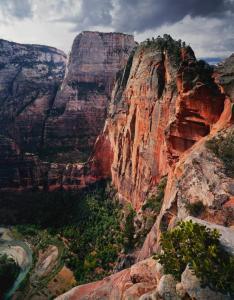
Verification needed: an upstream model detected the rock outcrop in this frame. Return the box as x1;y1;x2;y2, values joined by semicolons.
56;258;160;300
97;37;226;210
1;34;234;300
44;31;136;162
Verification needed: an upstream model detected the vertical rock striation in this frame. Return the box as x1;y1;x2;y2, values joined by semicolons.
44;31;136;161
58;39;234;300
99;37;225;210
0;39;66;152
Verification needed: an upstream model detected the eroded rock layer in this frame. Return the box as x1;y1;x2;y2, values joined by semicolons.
0;39;66;152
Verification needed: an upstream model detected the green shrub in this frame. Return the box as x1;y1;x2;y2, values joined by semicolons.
206;130;234;177
123;204;136;252
155;221;234;296
186;201;205;217
142;177;167;212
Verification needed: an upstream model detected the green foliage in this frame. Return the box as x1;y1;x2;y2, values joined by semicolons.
185;201;205;217
142;177;167;212
155;221;234;296
141;34;189;66
1;181;128;284
0;254;20;298
63;190;124;283
123;204;136;252
206;130;234;177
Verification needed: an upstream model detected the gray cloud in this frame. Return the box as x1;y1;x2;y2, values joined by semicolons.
113;0;234;32
58;0;234;34
0;0;233;59
0;0;32;19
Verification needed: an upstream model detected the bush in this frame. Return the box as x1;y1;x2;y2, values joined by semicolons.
123;204;136;252
206;130;234;177
155;221;234;296
142;177;167;212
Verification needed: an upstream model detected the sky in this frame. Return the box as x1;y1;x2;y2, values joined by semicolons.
0;0;233;60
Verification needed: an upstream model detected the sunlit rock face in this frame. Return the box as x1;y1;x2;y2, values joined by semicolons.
58;47;234;299
97;40;225;210
44;31;136;161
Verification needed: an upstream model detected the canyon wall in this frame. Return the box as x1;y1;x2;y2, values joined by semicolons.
58;37;234;300
0;32;135;190
44;31;136;162
0;39;66;189
99;37;225;210
0;39;66;152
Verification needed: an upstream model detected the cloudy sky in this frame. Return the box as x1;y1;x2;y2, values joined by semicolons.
0;0;233;60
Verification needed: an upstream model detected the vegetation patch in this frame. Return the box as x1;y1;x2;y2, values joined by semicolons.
155;220;234;296
140;34;189;66
123;204;136;252
1;181;130;285
142;177;167;212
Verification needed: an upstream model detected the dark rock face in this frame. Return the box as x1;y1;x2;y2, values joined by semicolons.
0;135;48;189
0;39;67;153
44;31;136;161
0;39;67;190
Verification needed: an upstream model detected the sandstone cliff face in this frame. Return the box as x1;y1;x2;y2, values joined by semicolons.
44;31;136;161
100;39;225;210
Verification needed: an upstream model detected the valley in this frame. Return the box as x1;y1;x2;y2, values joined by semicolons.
0;32;233;299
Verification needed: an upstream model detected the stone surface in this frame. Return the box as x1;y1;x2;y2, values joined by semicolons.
215;54;234;101
157;275;177;300
58;47;234;300
56;258;158;300
100;41;225;210
181;266;231;300
0;32;135;191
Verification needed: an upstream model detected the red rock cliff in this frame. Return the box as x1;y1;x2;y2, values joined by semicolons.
97;37;225;210
57;38;234;300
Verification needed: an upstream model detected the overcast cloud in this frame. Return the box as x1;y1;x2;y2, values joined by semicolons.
0;0;233;59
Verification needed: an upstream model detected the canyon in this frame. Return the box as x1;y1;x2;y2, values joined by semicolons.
0;32;233;300
0;32;135;190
